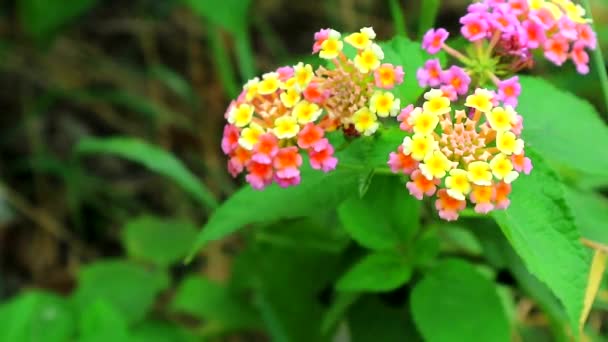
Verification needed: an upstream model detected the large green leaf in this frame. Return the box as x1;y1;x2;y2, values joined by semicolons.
131;320;196;342
411;259;510;342
336;251;412;292
338;175;419;250
122;215;198;267
518;76;608;179
79;300;130;342
76;137;217;209
379;37;427;105
0;291;76;342
72;260;169;325
348;296;422;342
564;187;608;246
492;150;590;334
190;166;362;255
19;0;97;40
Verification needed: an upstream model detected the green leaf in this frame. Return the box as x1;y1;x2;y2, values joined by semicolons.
564;186;608;246
0;291;76;342
72;260;169;325
518;76;608;179
170;276;259;331
122;215;198;267
338;175;420;250
436;224;483;256
190;166;362;255
19;0;97;41
492;150;590;334
79;300;130;342
184;0;251;35
348;296;422;342
336;251;412;292
131;320;196;342
320;292;360;335
418;0;441;37
76;137;217;209
379;37;426;105
411;259;510;342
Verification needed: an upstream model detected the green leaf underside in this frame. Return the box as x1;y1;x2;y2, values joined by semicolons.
336;251;412;292
190;166;362;255
492;149;590;335
518;76;608;179
411;259;510;342
76;137;217;209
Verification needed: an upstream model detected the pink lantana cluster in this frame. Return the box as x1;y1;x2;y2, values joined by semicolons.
221;27;406;190
418;0;596;108
388;88;532;221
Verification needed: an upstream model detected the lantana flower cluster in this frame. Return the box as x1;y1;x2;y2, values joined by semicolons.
388;88;532;221
221;27;405;190
418;0;596;107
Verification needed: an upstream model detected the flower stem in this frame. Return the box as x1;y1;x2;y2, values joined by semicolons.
442;44;473;65
582;0;608;113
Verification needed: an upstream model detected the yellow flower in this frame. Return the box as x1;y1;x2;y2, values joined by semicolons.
244;77;259;101
354;44;383;73
496;131;524;155
543;2;563;19
412;111;439;136
562;2;589;23
273;116;300;139
423;89;451;116
445;169;471;200
238;122;265;150
486;106;516;132
352;107;379;136
465;88;494;113
293;62;314;90
227;103;254;127
280;89;301;108
467;161;493;186
319;30;343;59
402;134;437;161
292;101;322;124
258;72;282;95
490;154;519;183
281;77;297;90
528;0;545;11
345;27;376;49
369;91;400;117
420;150;452;180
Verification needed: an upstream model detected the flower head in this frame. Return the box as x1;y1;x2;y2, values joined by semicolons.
374;64;405;89
422;28;449;54
417;59;443;88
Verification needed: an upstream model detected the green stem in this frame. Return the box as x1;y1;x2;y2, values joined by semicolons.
234;30;256;80
388;0;407;38
209;25;239;98
582;0;608;113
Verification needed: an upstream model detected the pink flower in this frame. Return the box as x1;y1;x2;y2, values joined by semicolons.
530;8;556;30
440;65;471;95
512;153;533;175
497;76;521;107
577;24;597;49
522;20;545;49
221;124;240;154
374;64;404;89
435;189;466;221
460;12;490;42
309;140;337;172
228;147;250;177
276;66;294;81
490;9;518;33
273;146;302;184
406;170;439;200
571;42;590;75
312;28;331;53
422;28;449;55
297;123;326;151
388;145;418;174
252;133;279;164
544;35;569;66
558;17;578;41
246;161;273;190
303;82;330;104
494;182;512;210
506;0;528;16
417;59;443;87
397;105;415;132
274;173;301;188
467;2;488;13
511;114;523;135
440;85;458;101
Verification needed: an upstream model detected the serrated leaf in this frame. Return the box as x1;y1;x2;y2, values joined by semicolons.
190;166;362;255
76;137;217;209
518;77;608;179
72;260;169;325
122;215;197;267
492;150;590;335
564;186;608;246
336;251;412;292
411;259;510;342
338;175;420;250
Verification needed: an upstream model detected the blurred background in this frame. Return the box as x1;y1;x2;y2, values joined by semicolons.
0;0;607;341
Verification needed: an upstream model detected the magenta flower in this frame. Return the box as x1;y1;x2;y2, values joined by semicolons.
312;28;331;53
577;24;597;49
251;133;279;164
397;104;415;132
417;59;443;87
460;12;490;41
522;20;545;49
422;28;449;55
571;42;590;75
221;124;240;154
309;140;337;172
440;65;471;95
497;76;521;107
544;35;569;66
276;66;294;81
